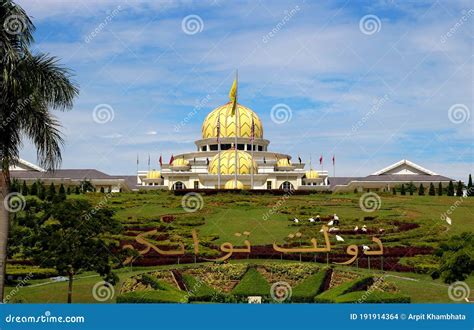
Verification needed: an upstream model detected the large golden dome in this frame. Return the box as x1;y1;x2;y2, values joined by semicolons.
202;103;263;139
208;149;257;175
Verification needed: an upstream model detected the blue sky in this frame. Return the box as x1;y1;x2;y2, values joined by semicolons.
17;0;473;179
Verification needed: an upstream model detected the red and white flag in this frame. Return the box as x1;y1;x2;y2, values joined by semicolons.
319;155;323;165
169;154;174;165
159;154;163;167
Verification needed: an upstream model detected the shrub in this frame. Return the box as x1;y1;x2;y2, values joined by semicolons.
291;269;330;302
335;291;410;303
116;290;187;303
182;274;219;302
314;276;374;303
232;267;270;297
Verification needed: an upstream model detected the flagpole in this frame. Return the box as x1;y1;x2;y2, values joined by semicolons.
217;118;221;189
234;70;238;188
251;135;254;189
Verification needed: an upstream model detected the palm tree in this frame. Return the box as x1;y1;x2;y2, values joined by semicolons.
0;0;78;299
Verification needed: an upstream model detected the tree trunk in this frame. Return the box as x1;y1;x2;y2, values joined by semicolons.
67;272;74;303
0;170;11;302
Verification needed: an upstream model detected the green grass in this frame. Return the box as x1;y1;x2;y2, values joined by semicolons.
335;291;410;303
291;269;329;302
231;267;271;297
315;276;374;303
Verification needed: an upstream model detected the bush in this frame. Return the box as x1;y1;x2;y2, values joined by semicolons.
6;265;57;280
116;290;187;303
291;269;329;302
182;274;219;302
335;291;410;303
314;276;374;303
232;267;270;297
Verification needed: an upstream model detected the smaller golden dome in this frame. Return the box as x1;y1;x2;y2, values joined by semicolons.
146;170;161;179
171;158;189;167
209;150;257;175
305;170;320;179
276;158;291;167
224;180;244;189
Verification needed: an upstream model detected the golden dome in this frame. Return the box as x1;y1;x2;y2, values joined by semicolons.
208;150;257;175
146;171;161;179
224;180;244;189
202;103;263;139
305;170;320;179
276;158;291;167
171;158;189;167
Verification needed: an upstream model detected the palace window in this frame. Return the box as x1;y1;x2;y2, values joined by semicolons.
221;144;231;150
210;145;218;151
266;181;272;190
202;146;207;151
279;181;294;192
258;146;263;151
194;181;199;189
173;182;185;190
237;144;245;150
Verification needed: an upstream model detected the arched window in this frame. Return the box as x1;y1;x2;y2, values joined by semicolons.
173;182;186;190
279;181;294;192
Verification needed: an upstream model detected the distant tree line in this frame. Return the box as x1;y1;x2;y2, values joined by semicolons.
9;179;108;200
391;174;472;197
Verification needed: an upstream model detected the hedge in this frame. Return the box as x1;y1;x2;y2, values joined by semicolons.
314;276;374;303
291;269;329;302
232;267;271;297
140;274;177;291
182;274;219;302
335;291;411;303
6;265;57;280
116;289;187;303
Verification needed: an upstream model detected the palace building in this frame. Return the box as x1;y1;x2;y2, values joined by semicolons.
137;90;329;191
9;82;455;193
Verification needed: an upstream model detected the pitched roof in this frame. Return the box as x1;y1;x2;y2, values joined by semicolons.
372;159;437;176
11;169;113;180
